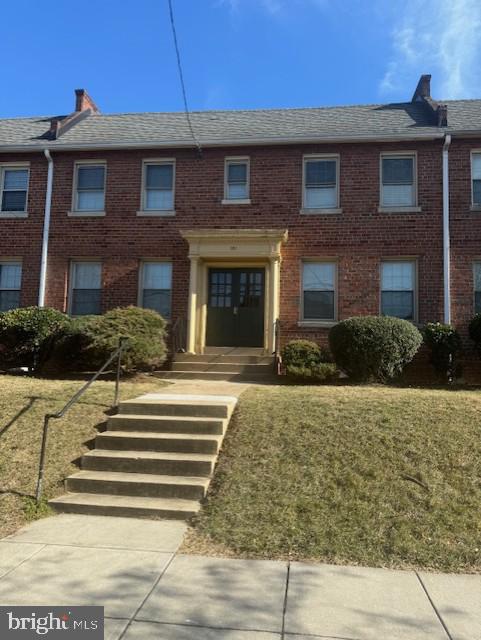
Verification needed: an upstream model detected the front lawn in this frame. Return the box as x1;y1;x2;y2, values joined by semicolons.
185;385;481;572
0;374;165;538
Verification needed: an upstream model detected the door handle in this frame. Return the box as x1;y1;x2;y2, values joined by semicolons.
233;306;238;315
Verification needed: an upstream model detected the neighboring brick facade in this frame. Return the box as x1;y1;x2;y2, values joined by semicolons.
1;135;481;373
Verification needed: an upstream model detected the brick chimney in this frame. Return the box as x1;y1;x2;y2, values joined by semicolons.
412;74;431;102
411;74;448;127
75;89;100;114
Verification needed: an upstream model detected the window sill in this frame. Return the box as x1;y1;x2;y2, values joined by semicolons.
470;205;481;212
0;211;28;218
298;320;337;328
68;210;106;217
378;206;422;213
221;199;251;205
136;210;176;217
300;208;342;215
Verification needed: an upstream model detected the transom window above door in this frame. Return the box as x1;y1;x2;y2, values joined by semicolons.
224;158;250;202
303;156;339;211
141;161;175;213
73;163;106;213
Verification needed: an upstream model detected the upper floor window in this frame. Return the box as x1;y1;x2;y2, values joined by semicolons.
380;154;416;208
0;261;22;311
381;260;416;320
303;156;339;210
224;158;249;201
140;261;172;319
1;166;29;213
69;261;102;315
471;153;481;207
302;261;336;321
73;163;106;212
142;161;175;212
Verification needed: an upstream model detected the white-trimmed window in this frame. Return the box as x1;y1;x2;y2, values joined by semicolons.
380;154;416;207
73;163;106;212
1;166;29;213
224;158;249;200
69;261;102;315
142;161;175;211
381;261;416;320
474;262;481;313
140;262;172;319
302;262;336;321
471;153;481;206
303;156;339;210
0;262;22;311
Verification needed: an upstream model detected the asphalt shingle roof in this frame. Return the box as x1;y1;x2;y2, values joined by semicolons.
1;99;481;150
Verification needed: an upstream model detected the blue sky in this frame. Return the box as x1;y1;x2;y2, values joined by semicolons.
1;0;479;118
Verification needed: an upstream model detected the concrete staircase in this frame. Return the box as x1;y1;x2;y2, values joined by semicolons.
49;393;237;520
159;347;276;381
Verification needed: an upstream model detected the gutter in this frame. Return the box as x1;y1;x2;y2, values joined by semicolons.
442;134;452;324
38;149;53;307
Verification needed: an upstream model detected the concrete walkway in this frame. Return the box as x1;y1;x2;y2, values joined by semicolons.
0;515;479;640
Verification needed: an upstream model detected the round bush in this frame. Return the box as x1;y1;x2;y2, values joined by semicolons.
48;306;168;373
0;306;70;372
328;316;422;382
423;322;462;382
286;362;338;383
282;339;332;367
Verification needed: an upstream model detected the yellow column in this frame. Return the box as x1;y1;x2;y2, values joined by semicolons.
269;256;280;352
187;257;199;354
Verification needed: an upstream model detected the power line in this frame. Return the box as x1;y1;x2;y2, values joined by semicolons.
167;0;202;156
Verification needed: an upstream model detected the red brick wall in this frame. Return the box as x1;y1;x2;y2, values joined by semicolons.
1;138;480;368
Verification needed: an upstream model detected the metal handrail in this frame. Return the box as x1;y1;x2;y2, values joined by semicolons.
35;336;128;504
172;315;186;354
274;318;282;374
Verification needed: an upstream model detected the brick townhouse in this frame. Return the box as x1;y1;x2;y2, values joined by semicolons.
1;74;481;370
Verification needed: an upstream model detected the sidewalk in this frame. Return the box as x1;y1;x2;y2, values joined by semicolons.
0;514;479;639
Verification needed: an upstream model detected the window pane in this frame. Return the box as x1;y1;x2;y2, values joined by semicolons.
475;291;481;314
146;164;173;189
77;166;105;190
472;154;481;180
4;169;28;190
382;184;414;206
382;158;413;184
474;263;481;292
227;163;247;183
227;183;248;199
2;190;27;211
77;190;104;210
305;186;337;208
304;291;335;320
381;262;414;291
146;189;173;210
143;263;172;290
0;290;20;311
305;160;336;186
303;263;335;291
381;291;413;320
142;290;171;318
73;263;101;289
0;264;22;289
71;290;101;315
473;180;481;205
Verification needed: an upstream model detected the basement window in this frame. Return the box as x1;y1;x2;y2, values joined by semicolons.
140;262;172;319
381;261;416;321
380;154;416;208
302;262;336;321
73;163;106;212
0;262;22;311
69;261;102;315
0;166;29;213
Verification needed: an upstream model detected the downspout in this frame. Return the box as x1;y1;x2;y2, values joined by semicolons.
38;149;54;307
442;134;451;324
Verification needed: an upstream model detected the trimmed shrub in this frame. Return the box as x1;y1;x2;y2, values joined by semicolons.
0;306;70;372
286;362;339;383
329;315;422;382
469;314;481;356
48;306;167;373
423;322;463;382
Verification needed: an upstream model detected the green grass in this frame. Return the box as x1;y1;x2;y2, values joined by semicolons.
185;385;481;572
0;374;165;538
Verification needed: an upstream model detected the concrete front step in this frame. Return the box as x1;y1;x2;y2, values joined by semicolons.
172;362;274;373
107;414;226;435
49;493;200;520
174;354;274;365
118;398;234;418
66;470;209;499
95;431;222;454
82;449;216;476
155;371;275;381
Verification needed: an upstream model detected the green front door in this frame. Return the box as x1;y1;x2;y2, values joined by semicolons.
206;268;265;347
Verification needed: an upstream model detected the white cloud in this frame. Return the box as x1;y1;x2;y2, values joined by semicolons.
381;0;481;100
